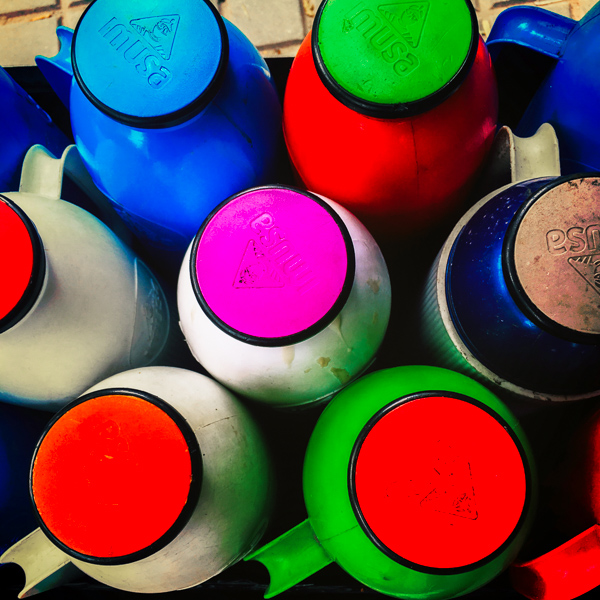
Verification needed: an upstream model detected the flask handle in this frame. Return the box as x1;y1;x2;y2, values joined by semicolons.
245;519;333;598
19;144;132;243
0;528;79;598
35;26;74;111
511;523;600;600
486;6;575;60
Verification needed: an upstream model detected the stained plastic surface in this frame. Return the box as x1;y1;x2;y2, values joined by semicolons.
178;186;390;408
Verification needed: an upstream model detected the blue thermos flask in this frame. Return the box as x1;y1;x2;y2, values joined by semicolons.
422;172;600;403
0;66;68;193
36;0;282;266
487;1;600;175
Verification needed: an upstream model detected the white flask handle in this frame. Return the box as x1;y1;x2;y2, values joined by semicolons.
18;144;132;243
0;528;79;598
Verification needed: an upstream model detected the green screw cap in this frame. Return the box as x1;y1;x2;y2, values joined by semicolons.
313;0;477;117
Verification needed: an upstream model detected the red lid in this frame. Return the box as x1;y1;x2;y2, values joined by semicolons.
352;394;527;570
0;196;44;332
192;187;354;345
31;392;199;561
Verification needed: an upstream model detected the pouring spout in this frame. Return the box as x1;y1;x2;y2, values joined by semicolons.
35;27;74;111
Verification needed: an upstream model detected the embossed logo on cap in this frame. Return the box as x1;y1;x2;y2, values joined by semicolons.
130;15;180;60
377;2;429;48
239;212;319;295
98;14;179;90
234;240;284;289
513;178;600;336
568;254;600;297
342;2;425;76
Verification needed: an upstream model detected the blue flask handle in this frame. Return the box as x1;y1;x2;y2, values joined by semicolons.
35;26;74;110
486;6;575;59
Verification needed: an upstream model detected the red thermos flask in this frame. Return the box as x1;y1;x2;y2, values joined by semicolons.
283;0;498;238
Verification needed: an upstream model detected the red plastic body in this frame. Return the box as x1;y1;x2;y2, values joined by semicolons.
510;410;600;600
283;33;498;238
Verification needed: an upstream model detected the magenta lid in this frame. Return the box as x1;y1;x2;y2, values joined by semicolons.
191;186;354;345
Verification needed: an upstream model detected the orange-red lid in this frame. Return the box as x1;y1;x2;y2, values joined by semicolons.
0;195;44;333
31;391;201;562
351;394;528;571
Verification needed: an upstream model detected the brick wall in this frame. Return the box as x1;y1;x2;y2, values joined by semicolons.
0;0;598;66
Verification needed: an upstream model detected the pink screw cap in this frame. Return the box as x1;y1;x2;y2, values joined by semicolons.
191;186;354;344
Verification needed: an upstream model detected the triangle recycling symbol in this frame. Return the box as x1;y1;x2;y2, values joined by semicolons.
377;2;430;48
233;240;284;289
130;14;180;60
568;254;600;297
419;457;478;520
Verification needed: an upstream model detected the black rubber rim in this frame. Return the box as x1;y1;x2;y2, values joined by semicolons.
311;0;479;119
502;173;600;345
30;387;203;565
189;185;356;348
71;0;229;129
348;391;532;574
0;194;46;335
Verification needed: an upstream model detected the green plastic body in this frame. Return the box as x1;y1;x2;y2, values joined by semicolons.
247;366;537;598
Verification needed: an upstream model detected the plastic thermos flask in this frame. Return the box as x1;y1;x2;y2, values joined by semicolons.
510;407;600;600
177;186;391;408
247;366;536;599
1;366;274;596
0;66;68;193
421;172;600;402
36;0;282;263
282;0;498;238
0;145;169;411
487;1;600;175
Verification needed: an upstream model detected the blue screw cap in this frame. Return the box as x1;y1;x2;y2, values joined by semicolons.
72;0;228;127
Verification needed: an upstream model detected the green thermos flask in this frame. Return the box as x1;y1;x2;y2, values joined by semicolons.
247;365;536;599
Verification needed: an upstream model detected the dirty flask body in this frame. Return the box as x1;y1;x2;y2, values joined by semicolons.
0;146;168;410
177;185;391;408
2;366;274;594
